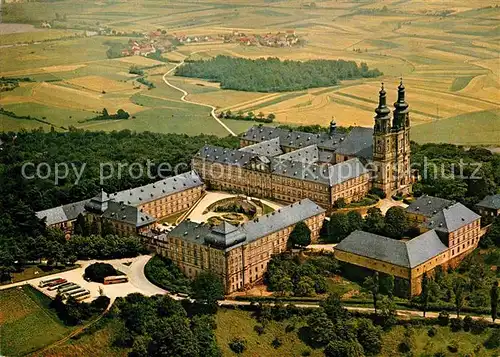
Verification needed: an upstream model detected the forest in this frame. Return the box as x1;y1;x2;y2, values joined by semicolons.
175;55;382;92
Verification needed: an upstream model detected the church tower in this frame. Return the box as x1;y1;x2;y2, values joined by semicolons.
372;81;412;196
392;80;412;194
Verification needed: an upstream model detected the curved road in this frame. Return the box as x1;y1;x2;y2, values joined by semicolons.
162;59;236;136
2;255;499;324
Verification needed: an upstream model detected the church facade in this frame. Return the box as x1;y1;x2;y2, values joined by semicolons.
192;83;413;211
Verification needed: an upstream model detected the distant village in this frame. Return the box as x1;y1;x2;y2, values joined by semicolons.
120;30;175;57
115;29;301;58
173;30;301;48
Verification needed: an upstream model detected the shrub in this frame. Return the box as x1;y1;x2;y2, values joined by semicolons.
301;349;311;356
229;337;247;354
84;262;118;283
271;337;282;349
434;351;446;357
463;315;473;331
254;324;265;335
369;187;386;199
470;318;489;335
90;295;110;312
427;326;437;337
447;341;459;353
438;311;449;326
450;317;463;332
483;329;500;349
334;198;346;208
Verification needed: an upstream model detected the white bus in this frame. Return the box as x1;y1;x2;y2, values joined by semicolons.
103;275;128;285
58;284;79;293
48;282;72;291
63;288;86;298
38;277;62;288
73;291;90;301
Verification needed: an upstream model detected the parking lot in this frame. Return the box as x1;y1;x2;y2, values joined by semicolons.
1;255;169;303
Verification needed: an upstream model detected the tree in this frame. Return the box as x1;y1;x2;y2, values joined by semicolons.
379;274;394;298
357;319;382;356
74;213;89;236
378;295;397;329
192;271;224;308
363;207;385;234
288;221;311;248
364;272;379;313
267;113;276;121
328;212;351;243
334;198;346;208
324;340;364;357
229;337;247;354
453;276;466;318
102;108;109;118
90;219;100;236
84;262;118;283
321;293;348;322
420;272;430;317
347;211;363;232
491;281;499;323
384;206;409;238
116;109;130;119
307;310;335;346
274;273;293;296
295;276;315;296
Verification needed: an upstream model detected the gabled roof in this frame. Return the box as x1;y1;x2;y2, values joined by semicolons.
36;199;89;226
170;199;325;251
276;144;319;163
328;158;369;186
335;127;374;160
196;145;256;167
240;198;325;245
110;171;203;206
239;137;283;157
205;221;246;248
406;195;454;218
336;231;410;267
476;194;500;210
212;221;239;235
240;126;346;152
102;201;156;228
336;229;448;269
406;230;447;268
426;202;481;233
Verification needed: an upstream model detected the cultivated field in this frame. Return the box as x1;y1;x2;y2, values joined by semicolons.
0;0;498;143
0;285;73;356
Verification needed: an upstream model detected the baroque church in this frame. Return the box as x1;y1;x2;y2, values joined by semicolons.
192;82;414;210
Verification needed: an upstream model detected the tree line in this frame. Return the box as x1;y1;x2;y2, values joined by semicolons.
218;110;276;123
411;143;500;206
175;55;382;92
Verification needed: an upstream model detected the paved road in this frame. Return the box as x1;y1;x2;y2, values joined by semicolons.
1;255;170;304
220;300;500;324
4;256;499;324
162;58;236;136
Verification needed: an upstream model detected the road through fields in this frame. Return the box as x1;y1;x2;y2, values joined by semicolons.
162;58;237;136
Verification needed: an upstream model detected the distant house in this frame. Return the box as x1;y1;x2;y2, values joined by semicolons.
476;194;500;221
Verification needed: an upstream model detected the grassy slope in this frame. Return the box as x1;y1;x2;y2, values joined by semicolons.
30;318;128;357
215;308;322;357
0;286;73;356
412;110;500;145
215;309;498;357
